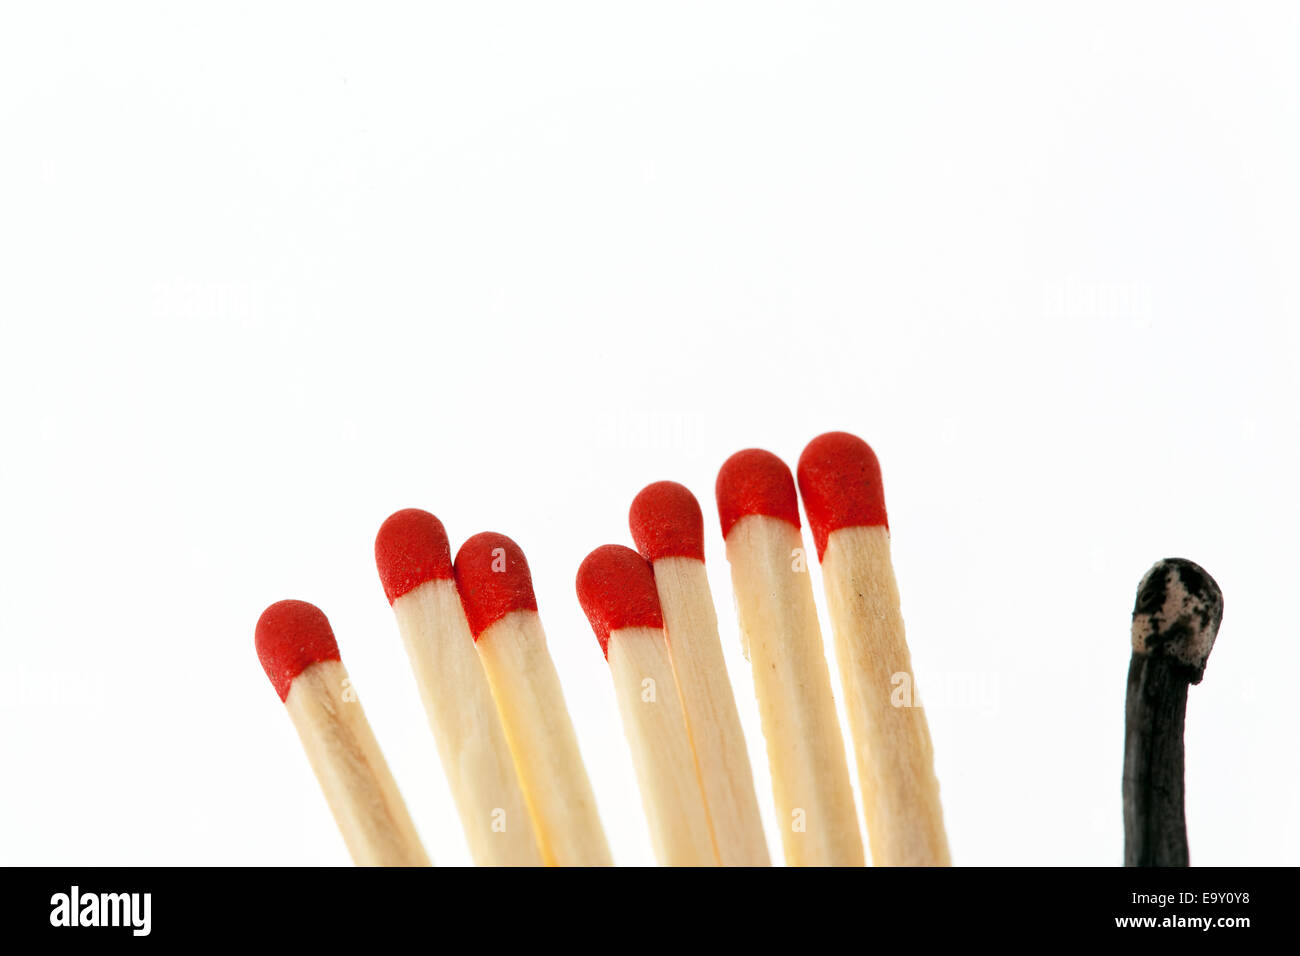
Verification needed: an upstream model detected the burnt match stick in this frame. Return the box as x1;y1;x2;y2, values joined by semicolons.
1124;558;1223;867
715;449;864;866
797;432;950;866
577;544;718;866
454;532;613;867
375;509;543;866
630;481;770;866
255;600;430;866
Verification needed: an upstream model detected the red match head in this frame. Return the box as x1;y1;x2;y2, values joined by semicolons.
575;545;664;657
629;481;706;563
375;509;454;604
255;600;341;702
454;532;539;639
715;448;801;540
797;431;889;561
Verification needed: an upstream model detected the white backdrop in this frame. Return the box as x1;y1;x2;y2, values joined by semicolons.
1;3;1296;866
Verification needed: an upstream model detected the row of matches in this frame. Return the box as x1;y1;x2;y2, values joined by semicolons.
252;431;942;865
255;428;1225;866
255;430;938;865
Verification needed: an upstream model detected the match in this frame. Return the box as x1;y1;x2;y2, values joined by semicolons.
454;531;612;866
374;509;543;866
715;449;864;866
576;544;718;866
1124;558;1224;867
629;481;770;866
797;431;950;866
255;599;430;866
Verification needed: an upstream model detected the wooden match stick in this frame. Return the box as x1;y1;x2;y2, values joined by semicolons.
715;449;863;866
576;544;718;866
375;509;543;866
255;600;430;866
454;532;612;866
629;481;770;866
1124;557;1223;867
797;431;950;866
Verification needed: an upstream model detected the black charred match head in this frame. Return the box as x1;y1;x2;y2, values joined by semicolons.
1131;558;1223;683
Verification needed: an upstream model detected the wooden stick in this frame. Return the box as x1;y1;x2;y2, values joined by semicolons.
797;432;950;866
1124;557;1223;866
454;532;612;866
255;600;430;866
630;481;770;866
577;544;718;866
376;510;544;866
716;450;863;866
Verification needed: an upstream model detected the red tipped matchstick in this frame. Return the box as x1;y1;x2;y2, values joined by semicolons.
797;431;950;866
715;449;863;866
629;481;770;866
453;532;612;866
576;544;717;865
255;600;429;866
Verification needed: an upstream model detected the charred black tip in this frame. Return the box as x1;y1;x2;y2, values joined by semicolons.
1131;558;1223;683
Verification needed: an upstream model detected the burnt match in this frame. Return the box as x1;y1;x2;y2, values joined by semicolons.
1123;558;1224;867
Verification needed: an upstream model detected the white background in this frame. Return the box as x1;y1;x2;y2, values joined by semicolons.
1;3;1296;866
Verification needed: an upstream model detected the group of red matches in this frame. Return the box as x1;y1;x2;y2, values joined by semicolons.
255;430;950;866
